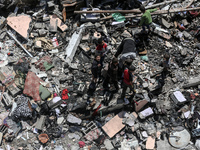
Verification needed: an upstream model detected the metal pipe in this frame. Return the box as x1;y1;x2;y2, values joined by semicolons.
6;30;33;57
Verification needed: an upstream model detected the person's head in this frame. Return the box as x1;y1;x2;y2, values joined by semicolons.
140;5;145;13
112;57;118;66
98;38;104;46
128;65;136;73
95;54;101;61
125;58;133;66
163;53;170;61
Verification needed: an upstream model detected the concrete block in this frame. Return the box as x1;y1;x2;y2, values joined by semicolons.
34;23;45;29
0;16;6;29
65;24;85;65
35;115;46;130
2;92;12;107
67;114;82;125
161;18;171;28
7;83;21;97
104;139;114;150
50;15;68;32
183;75;200;88
0;132;2;145
83;121;97;135
82;33;90;41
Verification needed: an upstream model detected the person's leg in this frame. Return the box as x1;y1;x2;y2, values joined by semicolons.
121;82;128;99
146;24;151;33
142;25;145;31
128;84;135;101
103;76;110;91
113;80;119;92
92;73;98;83
100;55;105;66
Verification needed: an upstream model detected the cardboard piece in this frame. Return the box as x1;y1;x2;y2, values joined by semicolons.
7;15;31;39
102;112;125;138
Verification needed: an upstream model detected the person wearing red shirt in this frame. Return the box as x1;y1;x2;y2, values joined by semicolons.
121;65;137;101
96;38;108;66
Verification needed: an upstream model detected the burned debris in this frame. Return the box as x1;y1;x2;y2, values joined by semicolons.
0;0;200;149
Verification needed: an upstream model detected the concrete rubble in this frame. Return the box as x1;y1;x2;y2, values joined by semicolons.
0;0;199;150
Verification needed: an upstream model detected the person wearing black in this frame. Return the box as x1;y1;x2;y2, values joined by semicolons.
91;54;102;83
103;57;119;93
115;38;137;69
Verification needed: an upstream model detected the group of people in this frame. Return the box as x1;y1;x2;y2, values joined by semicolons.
90;37;137;104
87;5;169;105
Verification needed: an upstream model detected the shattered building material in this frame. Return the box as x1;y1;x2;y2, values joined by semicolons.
102;112;125;138
65;24;85;65
50;15;68;32
183;75;200;88
0;16;6;30
7;15;31;39
35;115;46;130
0;0;200;149
6;31;33;57
2;92;12;107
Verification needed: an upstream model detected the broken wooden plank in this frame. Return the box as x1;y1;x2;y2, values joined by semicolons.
74;9;141;14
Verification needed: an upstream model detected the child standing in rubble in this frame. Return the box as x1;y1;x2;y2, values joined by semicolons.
159;53;171;85
103;57;119;93
121;65;137;103
139;5;159;32
96;38;108;66
91;54;102;83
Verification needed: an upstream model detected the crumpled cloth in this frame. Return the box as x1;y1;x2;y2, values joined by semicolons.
23;71;43;101
79;141;85;148
62;89;69;100
11;95;32;121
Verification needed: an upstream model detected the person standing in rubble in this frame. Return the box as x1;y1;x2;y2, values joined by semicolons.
91;54;102;83
139;5;159;32
159;53;171;85
96;38;108;66
115;37;136;70
121;65;137;103
103;57;119;93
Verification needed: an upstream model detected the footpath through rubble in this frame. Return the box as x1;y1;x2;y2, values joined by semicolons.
0;0;200;149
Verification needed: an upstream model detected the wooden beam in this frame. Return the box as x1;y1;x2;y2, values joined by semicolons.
74;9;141;14
100;6;200;20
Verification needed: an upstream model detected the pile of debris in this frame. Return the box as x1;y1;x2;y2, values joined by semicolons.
0;0;200;149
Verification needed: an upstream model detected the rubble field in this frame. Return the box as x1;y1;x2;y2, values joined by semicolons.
0;0;200;149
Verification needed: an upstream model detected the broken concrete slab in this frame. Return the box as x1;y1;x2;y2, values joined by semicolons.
65;24;85;65
161;18;171;29
7;15;31;39
183;75;200;88
0;16;6;29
